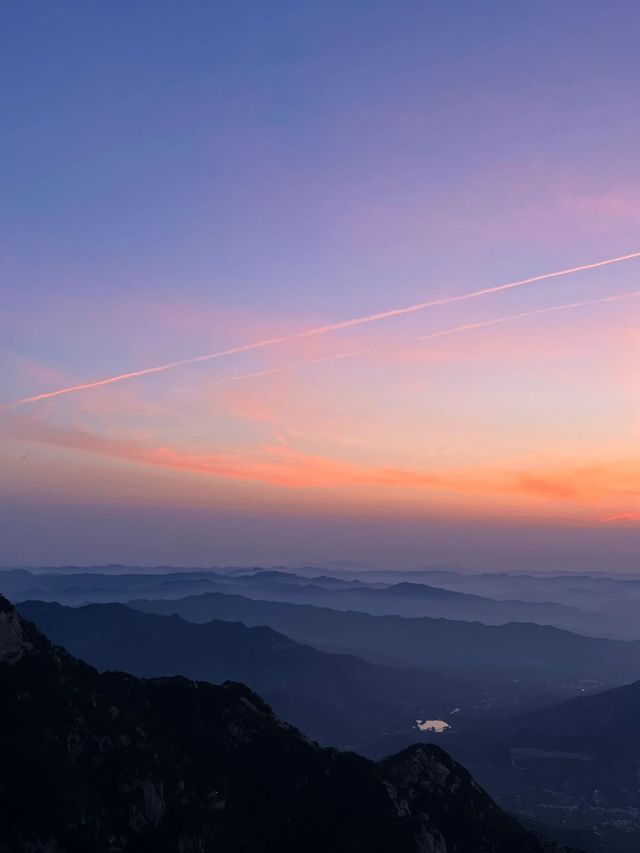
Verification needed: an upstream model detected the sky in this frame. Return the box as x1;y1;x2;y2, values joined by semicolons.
2;1;640;570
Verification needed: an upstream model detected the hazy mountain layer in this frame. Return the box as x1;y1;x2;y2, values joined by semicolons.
2;567;633;638
130;591;640;692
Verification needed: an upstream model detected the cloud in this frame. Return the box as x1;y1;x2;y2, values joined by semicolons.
4;413;640;515
1;414;447;491
561;187;640;227
603;511;640;524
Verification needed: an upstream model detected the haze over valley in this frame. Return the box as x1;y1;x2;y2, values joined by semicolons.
3;562;640;851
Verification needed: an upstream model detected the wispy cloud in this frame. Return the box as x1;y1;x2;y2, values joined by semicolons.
4;413;640;512
603;511;640;524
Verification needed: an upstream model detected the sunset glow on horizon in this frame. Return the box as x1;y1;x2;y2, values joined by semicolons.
3;2;640;569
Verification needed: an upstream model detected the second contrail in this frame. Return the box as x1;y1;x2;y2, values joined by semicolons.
417;289;640;341
204;289;640;389
5;249;640;407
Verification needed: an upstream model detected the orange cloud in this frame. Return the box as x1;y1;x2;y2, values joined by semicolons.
4;413;640;513
3;416;447;490
513;473;582;500
603;511;640;524
513;461;640;503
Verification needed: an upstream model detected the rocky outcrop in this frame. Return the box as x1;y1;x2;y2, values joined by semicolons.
383;744;569;852
0;596;33;663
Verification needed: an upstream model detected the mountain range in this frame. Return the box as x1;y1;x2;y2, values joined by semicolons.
129;591;640;694
18;599;464;744
0;594;572;853
2;567;635;638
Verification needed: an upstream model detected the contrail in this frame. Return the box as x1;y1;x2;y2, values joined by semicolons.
417;289;640;341
5;250;640;408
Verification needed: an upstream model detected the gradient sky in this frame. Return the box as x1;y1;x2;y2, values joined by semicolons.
2;1;640;570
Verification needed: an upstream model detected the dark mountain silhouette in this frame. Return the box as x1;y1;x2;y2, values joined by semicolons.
0;594;572;852
17;600;464;744
129;591;640;691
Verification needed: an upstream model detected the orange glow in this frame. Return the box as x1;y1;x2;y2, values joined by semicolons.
603;512;640;523
4;414;640;515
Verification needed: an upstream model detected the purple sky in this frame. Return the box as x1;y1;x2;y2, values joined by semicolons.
2;2;640;569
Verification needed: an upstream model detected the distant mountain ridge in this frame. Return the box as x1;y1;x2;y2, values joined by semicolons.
129;591;640;692
1;567;631;639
